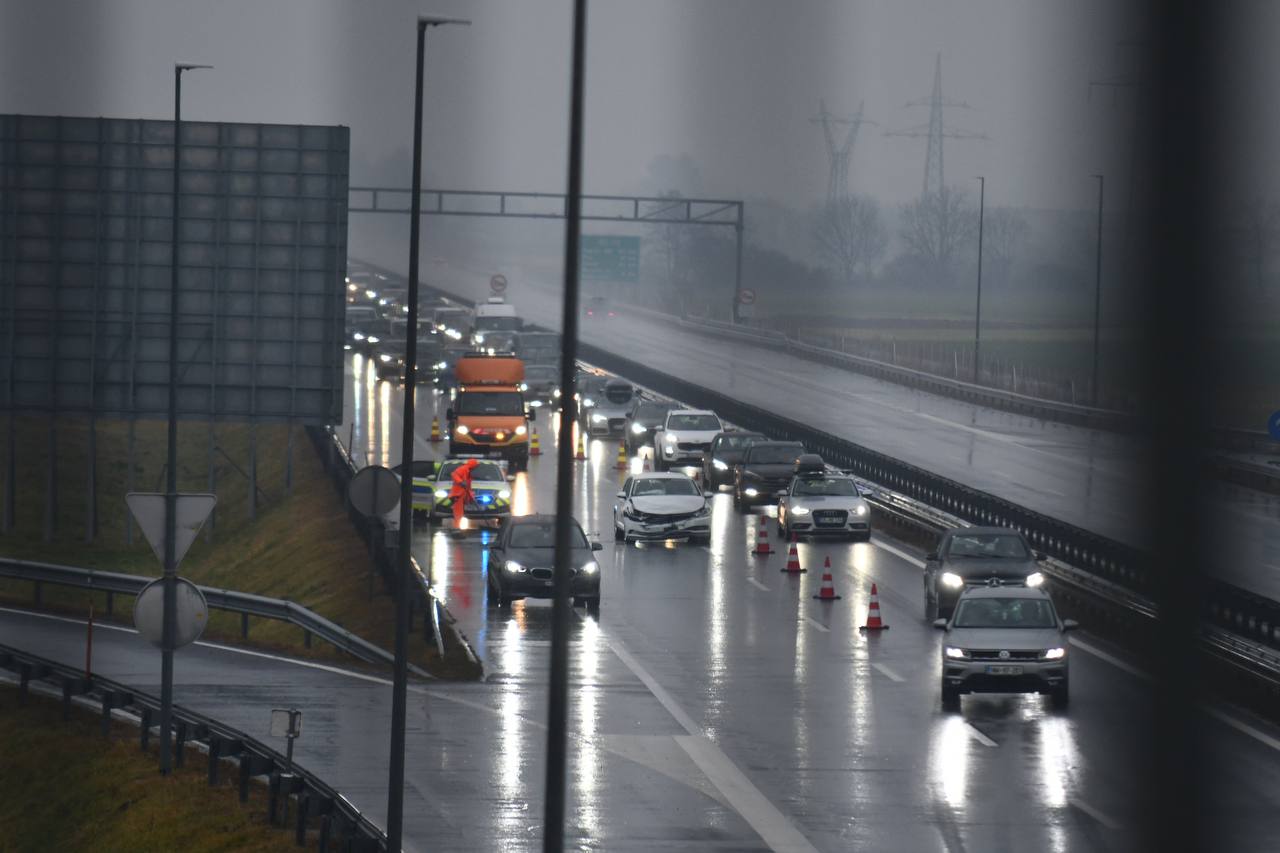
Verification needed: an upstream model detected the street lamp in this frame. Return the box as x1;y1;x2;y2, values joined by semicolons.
1091;174;1104;407
386;14;469;853
973;176;985;384
159;60;212;777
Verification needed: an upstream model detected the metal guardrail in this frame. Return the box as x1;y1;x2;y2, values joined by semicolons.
0;643;387;852
0;557;432;677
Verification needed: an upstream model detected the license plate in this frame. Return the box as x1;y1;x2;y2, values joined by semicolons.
986;665;1023;675
544;580;554;588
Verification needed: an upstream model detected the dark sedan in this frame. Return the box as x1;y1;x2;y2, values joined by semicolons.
732;441;806;510
923;526;1048;620
624;399;677;454
486;514;603;612
702;431;765;490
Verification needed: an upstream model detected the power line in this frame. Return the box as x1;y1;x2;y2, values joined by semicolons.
885;53;987;196
812;99;876;204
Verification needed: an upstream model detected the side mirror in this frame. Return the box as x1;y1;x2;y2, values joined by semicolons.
1062;619;1079;631
591;541;604;552
526;409;534;419
445;408;455;421
616;491;625;499
926;551;939;562
1035;551;1047;561
932;618;948;629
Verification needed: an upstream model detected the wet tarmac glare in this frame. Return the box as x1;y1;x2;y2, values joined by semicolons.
323;352;1280;852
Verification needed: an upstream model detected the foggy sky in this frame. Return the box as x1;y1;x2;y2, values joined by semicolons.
1;1;1264;213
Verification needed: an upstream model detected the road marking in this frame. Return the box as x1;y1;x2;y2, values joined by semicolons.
1069;797;1123;830
1206;707;1280;753
676;736;821;853
965;723;998;747
747;577;771;592
802;615;830;633
871;662;905;682
872;537;926;568
608;636;818;853
1069;637;1150;681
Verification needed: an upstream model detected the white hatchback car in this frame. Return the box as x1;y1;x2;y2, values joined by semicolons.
613;472;712;544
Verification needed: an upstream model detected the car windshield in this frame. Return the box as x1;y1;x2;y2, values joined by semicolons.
635;403;673;422
437;461;505;481
952;597;1058;629
456;392;525;416
508;522;587;549
631;478;699;497
476;316;521;332
605;383;634;404
948;534;1031;559
793;478;859;497
716;434;761;451
747;445;804;464
667;414;721;431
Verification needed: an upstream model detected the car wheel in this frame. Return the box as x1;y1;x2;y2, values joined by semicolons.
1049;683;1069;710
941;682;961;711
614;524;624;542
925;588;938;622
584;596;601;615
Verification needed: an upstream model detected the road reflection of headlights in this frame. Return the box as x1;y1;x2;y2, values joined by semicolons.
712;458;728;470
630;422;645;434
944;646;968;659
1026;572;1045;587
1041;647;1066;660
505;560;527;574
941;571;964;589
854;504;869;516
580;560;599;575
791;506;810;516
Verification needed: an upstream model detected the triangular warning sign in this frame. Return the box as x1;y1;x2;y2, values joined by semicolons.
126;492;217;568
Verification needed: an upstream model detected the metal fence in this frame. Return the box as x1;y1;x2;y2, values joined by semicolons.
0;643;387;852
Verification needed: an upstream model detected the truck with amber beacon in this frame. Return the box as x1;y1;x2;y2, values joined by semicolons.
447;353;532;471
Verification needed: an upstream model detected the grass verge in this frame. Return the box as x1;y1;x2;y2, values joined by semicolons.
0;683;308;853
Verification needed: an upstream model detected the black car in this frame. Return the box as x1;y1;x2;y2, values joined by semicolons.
624;399;677;454
923;526;1048;620
702;431;765;490
732;441;807;510
486;514;603;612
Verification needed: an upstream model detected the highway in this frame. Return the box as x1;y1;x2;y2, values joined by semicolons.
344;244;1280;602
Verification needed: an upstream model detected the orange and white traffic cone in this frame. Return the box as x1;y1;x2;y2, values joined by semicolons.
642;453;652;472
429;416;442;442
575;430;587;461
530;428;541;456
780;535;806;573
859;583;889;631
813;556;841;600
616;443;628;470
753;514;774;556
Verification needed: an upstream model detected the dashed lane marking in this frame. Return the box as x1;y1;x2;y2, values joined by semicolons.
872;537;926;568
871;662;905;682
803;615;830;633
747;577;771;592
965;723;998;747
1069;797;1124;831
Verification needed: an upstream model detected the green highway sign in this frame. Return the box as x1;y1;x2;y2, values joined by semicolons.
580;235;640;283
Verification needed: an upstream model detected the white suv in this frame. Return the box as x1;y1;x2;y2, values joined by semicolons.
654;409;724;471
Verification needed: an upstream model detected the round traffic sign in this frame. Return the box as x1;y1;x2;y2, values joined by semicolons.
1269;410;1280;442
738;288;756;305
134;578;209;649
347;465;401;517
490;274;508;294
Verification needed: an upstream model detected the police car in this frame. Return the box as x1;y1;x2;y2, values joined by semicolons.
776;454;872;541
424;457;512;522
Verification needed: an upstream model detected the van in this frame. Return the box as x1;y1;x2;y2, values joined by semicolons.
472;298;522;342
447;353;531;471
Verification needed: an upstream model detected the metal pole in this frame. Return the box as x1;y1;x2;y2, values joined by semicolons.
545;2;587;850
1092;174;1104;407
731;216;744;324
973;175;985;384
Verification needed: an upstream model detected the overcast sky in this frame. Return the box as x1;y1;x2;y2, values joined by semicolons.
5;0;1253;213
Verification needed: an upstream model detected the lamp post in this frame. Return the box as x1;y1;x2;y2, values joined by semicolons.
386;15;469;852
1091;174;1104;406
160;61;211;776
973;176;985;384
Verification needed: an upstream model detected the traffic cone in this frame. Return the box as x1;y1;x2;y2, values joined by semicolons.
753;514;774;555
575;430;587;461
780;535;806;573
429;416;442;442
859;583;889;631
642;453;652;472
616;443;628;470
813;557;841;600
529;428;541;456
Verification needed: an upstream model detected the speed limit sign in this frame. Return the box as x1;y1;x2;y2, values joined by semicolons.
490;274;508;294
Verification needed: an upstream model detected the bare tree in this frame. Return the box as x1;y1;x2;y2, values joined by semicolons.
899;186;977;285
812;194;888;285
983;208;1030;286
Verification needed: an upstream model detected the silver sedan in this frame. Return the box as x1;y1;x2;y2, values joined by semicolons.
777;473;871;541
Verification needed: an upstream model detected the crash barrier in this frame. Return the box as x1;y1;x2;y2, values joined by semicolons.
0;643;388;852
0;558;428;675
305;425;477;668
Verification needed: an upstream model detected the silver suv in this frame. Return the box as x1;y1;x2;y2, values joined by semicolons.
934;584;1077;711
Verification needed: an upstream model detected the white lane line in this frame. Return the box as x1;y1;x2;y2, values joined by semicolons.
747;577;771;592
0;605;137;632
609;637;819;853
871;662;905;682
1069;637;1151;681
965;723;998;747
676;735;821;853
802;615;830;633
1206;707;1280;753
872;538;926;568
1069;797;1123;831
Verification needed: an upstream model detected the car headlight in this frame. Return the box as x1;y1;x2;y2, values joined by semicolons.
367;335;380;344
434;361;447;370
790;506;810;516
553;388;562;398
579;560;599;575
854;503;869;516
365;289;377;299
514;424;527;436
1026;572;1046;588
353;332;365;341
743;487;759;497
455;424;469;436
518;382;527;391
591;413;607;423
1041;647;1066;660
940;571;964;589
504;560;527;574
343;344;352;350
581;397;595;408
944;646;969;659
434;489;448;498
712;458;728;471
379;353;392;363
498;488;511;499
475;334;486;344
630;422;646;434
529;400;543;407
663;433;678;444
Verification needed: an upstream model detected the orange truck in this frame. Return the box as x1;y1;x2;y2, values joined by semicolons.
446;353;532;471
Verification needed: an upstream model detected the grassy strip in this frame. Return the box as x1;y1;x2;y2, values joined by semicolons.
0;416;480;680
0;683;309;853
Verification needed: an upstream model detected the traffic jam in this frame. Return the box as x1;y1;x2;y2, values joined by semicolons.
345;263;1078;711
